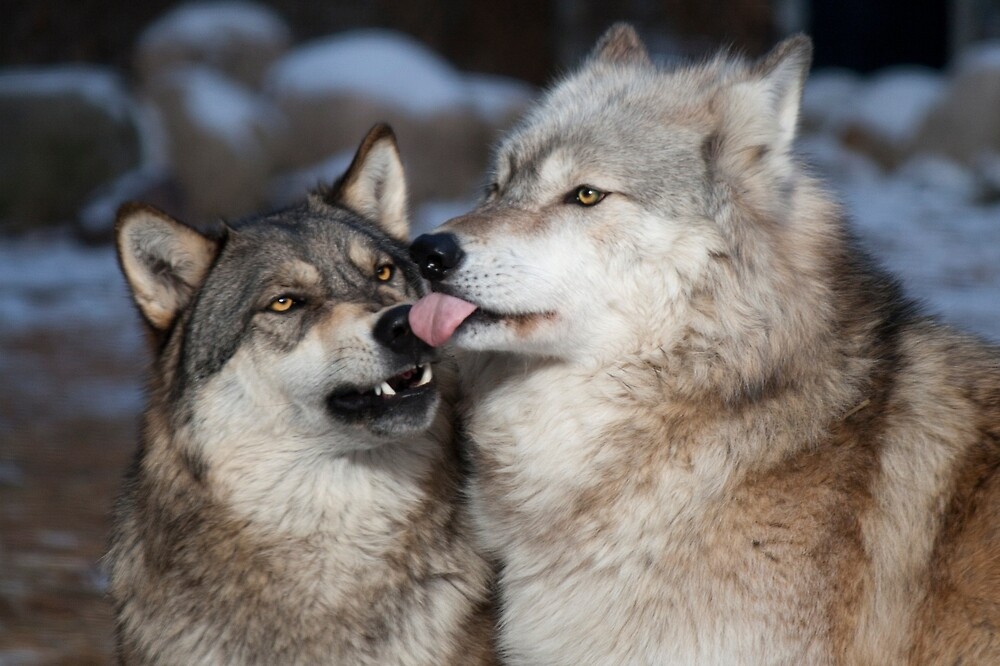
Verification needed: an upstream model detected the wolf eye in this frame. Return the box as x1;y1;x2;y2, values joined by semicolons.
570;186;606;207
267;296;299;313
375;263;394;281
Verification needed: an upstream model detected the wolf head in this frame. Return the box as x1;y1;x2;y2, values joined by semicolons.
117;124;440;449
410;25;820;369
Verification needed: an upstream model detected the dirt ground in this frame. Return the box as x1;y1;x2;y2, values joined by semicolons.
0;240;144;664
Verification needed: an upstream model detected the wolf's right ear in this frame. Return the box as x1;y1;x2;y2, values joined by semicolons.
590;23;651;67
115;203;219;331
328;123;409;242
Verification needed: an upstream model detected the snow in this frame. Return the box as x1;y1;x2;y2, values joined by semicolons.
0;234;136;338
266;30;471;116
956;40;1000;74
840;67;944;144
137;1;290;51
163;65;283;151
0;66;135;122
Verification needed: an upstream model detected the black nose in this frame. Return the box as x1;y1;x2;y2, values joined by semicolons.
409;233;464;282
373;304;428;358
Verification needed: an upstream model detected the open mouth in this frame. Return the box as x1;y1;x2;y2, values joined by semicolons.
327;363;435;418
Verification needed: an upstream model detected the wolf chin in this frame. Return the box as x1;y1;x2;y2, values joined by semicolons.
408;25;1000;665
107;125;495;665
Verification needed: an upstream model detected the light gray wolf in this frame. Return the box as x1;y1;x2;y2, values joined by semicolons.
106;124;496;665
408;24;1000;665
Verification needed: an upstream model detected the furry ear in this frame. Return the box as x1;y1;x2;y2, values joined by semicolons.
330;123;409;242
719;35;812;157
590;23;651;66
754;34;813;151
115;203;219;331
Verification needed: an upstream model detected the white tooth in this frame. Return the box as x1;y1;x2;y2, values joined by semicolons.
416;364;433;387
374;385;382;396
380;381;396;396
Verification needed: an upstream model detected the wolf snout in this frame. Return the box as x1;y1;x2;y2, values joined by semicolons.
410;233;464;281
374;304;431;358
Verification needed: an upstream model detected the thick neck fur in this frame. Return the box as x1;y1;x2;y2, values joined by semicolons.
111;333;494;665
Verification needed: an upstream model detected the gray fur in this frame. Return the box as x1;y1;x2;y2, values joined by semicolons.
420;26;1000;664
108;126;495;665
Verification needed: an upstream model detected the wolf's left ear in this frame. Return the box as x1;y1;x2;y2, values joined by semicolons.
721;35;812;157
590;23;651;67
329;123;409;242
115;203;219;331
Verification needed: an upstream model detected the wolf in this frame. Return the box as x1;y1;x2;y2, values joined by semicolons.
408;24;1000;665
106;124;495;665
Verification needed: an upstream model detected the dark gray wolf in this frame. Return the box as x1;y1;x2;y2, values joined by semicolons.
107;125;495;665
408;25;1000;665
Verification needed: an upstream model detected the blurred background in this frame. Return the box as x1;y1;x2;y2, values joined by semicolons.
2;0;999;662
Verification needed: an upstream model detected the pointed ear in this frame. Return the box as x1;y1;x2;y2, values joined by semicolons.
590;23;650;67
115;203;219;331
753;34;812;151
329;123;409;242
718;35;812;157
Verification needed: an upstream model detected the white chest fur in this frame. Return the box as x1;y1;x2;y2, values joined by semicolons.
463;360;830;665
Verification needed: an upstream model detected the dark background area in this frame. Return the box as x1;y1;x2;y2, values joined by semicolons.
3;0;982;85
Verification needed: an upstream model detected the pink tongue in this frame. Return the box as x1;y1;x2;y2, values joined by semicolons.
409;293;478;347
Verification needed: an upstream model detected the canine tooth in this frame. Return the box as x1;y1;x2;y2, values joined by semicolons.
416;364;433;387
380;381;396;396
374;385;382;396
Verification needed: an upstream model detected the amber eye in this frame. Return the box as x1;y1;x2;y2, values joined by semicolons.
572;186;606;207
375;263;394;281
268;296;298;313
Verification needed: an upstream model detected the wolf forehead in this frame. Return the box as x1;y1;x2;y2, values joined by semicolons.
212;201;421;296
491;54;760;199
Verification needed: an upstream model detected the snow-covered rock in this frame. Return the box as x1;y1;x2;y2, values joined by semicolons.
267;150;354;208
465;73;536;125
801;68;862;134
837;67;944;167
76;165;180;242
894;155;981;203
135;1;291;89
911;41;1000;165
0;67;143;229
144;66;287;220
798;135;883;185
266;30;468;116
265;30;532;203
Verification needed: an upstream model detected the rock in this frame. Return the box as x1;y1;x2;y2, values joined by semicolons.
912;41;1000;165
836;67;944;168
801;68;862;134
135;1;291;90
76;165;183;243
797;135;883;185
265;30;534;205
894;155;981;203
0;67;142;231
144;65;287;222
267;150;353;209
